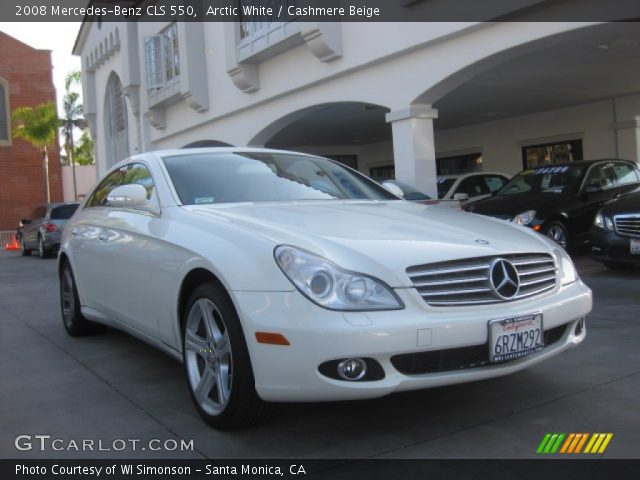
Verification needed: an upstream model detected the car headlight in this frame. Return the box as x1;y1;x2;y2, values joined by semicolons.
594;211;614;231
512;210;536;226
556;247;578;286
274;245;403;311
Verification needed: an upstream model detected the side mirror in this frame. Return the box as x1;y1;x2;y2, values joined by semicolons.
107;184;148;208
453;193;469;202
20;219;31;226
381;181;404;199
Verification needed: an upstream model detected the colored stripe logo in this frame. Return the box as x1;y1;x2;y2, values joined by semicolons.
537;433;613;454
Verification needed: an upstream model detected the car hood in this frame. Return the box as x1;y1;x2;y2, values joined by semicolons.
467;192;571;218
184;200;553;287
602;190;640;215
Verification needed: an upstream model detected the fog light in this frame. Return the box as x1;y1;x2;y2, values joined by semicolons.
337;358;367;381
574;318;585;336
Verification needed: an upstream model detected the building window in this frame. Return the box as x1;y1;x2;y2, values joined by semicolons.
145;23;180;91
239;0;295;40
437;152;483;175
369;165;395;179
0;78;10;143
104;73;129;168
522;139;583;169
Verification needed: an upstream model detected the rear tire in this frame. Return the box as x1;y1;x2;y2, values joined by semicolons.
60;261;103;336
544;221;570;250
20;236;31;256
182;282;272;430
38;236;48;259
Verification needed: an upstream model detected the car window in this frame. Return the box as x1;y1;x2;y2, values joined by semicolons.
483;175;508;193
86;167;126;207
122;163;156;200
584;164;615;190
456;176;490;197
163;152;397;205
611;162;640;186
437;178;456;199
390;180;431;201
497;165;585;195
50;204;79;220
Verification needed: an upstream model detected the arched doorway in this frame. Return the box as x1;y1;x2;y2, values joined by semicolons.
248;102;391;174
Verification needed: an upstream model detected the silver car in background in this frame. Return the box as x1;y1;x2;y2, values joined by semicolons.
19;202;80;258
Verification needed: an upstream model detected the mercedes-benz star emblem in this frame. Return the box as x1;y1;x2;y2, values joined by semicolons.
490;259;520;299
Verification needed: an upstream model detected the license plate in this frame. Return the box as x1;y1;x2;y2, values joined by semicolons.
631;239;640;255
489;313;543;363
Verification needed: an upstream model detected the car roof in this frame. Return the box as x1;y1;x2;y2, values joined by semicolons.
46;202;80;208
437;172;509;179
528;159;632;168
150;147;317;158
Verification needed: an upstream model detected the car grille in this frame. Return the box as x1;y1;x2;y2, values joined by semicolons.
406;253;557;306
390;324;568;375
614;214;640;238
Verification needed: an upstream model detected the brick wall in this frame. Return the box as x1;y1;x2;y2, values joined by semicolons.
0;31;63;231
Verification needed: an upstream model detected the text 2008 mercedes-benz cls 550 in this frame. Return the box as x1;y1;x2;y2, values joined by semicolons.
59;148;592;430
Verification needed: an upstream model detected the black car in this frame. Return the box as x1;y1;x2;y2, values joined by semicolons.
591;187;640;269
465;160;640;249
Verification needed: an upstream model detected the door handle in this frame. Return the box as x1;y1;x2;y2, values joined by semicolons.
98;230;109;242
71;227;79;237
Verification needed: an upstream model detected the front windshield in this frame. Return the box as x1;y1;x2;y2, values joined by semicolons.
163;152;398;205
437;178;456;199
497;165;585;195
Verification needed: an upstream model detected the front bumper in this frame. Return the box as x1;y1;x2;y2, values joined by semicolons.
232;279;592;402
590;227;640;265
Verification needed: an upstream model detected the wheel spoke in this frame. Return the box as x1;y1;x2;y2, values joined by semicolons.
199;300;223;343
194;366;216;404
216;364;231;404
185;329;208;355
216;331;230;356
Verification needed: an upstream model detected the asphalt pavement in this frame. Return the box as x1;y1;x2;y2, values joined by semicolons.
0;250;638;459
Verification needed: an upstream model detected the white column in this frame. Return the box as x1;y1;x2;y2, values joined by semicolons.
614;117;640;164
386;105;439;198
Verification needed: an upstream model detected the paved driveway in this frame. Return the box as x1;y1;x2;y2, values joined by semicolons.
0;251;638;459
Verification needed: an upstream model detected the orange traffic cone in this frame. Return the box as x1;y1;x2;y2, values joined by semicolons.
4;234;20;251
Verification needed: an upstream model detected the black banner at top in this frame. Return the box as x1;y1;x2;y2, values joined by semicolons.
3;0;640;22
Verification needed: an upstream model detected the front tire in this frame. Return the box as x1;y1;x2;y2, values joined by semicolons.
544;220;570;250
60;261;102;336
182;282;272;430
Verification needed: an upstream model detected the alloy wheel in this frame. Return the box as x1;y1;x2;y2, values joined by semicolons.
61;267;75;328
184;298;233;416
546;225;567;249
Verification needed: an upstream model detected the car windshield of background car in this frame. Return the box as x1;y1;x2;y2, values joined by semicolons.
497;166;585;195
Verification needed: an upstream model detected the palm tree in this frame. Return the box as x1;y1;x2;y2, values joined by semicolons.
12;101;59;204
62;70;88;199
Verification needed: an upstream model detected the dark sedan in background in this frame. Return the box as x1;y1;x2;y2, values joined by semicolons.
591;188;640;269
466;160;640;250
19;202;80;258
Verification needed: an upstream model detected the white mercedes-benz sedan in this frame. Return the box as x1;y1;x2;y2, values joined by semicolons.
59;148;592;430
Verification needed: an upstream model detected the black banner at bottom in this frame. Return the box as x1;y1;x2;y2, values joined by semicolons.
3;459;639;480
